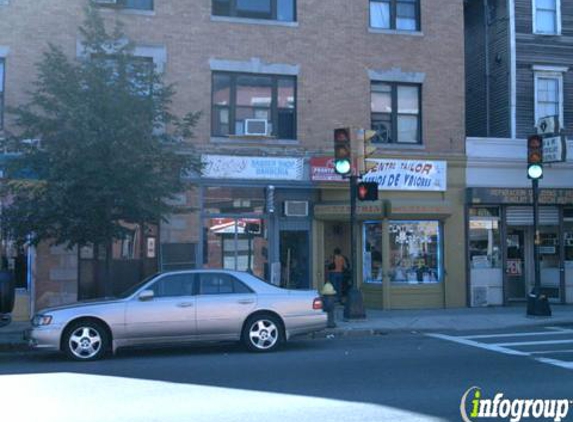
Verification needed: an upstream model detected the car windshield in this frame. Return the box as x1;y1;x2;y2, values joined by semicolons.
116;273;160;298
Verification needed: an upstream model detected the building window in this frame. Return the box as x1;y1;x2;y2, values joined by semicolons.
363;222;383;284
0;58;4;130
212;72;296;139
533;0;560;35
370;0;420;31
94;0;154;11
213;0;295;22
389;221;441;284
534;71;563;126
371;82;421;144
469;207;501;269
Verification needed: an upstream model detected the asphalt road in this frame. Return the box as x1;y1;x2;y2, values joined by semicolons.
1;328;572;422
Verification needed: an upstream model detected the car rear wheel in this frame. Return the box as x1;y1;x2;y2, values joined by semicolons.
63;320;109;361
243;314;283;353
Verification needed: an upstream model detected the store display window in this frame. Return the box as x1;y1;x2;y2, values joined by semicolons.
389;221;441;284
469;207;501;269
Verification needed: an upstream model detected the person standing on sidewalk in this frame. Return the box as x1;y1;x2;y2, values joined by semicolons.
328;247;347;303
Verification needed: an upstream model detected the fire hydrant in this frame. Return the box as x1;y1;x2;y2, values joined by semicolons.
321;281;337;328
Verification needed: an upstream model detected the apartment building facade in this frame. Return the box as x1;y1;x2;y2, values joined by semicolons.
465;0;573;307
0;0;466;318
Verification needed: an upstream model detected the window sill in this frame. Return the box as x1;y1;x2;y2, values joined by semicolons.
211;136;299;146
373;143;426;150
98;7;155;17
533;31;561;36
210;15;299;28
368;28;423;36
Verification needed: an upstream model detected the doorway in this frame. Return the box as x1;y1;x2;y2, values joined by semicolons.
506;227;531;301
280;230;310;289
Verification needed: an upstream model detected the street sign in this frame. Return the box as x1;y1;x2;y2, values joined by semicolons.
537;116;559;136
542;135;567;163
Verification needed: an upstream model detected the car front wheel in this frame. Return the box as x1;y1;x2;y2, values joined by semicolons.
243;314;283;353
63;320;109;361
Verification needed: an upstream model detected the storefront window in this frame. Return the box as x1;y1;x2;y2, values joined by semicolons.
203;218;268;280
363;222;383;284
565;209;573;294
469;207;501;269
204;187;265;214
389;221;441;284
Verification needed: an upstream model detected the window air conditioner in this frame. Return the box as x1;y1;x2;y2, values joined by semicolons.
244;119;269;136
284;201;309;217
92;0;118;4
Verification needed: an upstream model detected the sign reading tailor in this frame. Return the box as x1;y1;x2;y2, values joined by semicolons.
202;155;304;181
362;159;447;191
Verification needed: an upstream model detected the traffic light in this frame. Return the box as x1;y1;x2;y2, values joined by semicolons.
357;182;378;201
527;134;543;179
333;128;351;175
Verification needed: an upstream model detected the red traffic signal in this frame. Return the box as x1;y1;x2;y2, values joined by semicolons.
357;182;378;201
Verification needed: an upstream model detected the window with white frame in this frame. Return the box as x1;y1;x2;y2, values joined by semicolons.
534;70;564;126
533;0;561;35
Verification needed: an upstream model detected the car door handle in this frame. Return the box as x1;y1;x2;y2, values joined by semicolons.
237;299;255;305
177;302;194;308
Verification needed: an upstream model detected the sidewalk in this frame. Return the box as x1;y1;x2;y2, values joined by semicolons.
319;304;573;338
1;305;573;352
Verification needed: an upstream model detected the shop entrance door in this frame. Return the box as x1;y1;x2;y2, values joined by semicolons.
280;231;310;289
506;227;532;301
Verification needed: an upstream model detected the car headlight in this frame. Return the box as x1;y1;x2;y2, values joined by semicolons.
32;314;53;327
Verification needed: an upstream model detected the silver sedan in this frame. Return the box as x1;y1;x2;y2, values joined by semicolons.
27;270;327;361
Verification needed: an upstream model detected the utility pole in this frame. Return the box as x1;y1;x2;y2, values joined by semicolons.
344;173;366;320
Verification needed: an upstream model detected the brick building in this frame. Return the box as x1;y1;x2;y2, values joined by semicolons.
0;0;467;318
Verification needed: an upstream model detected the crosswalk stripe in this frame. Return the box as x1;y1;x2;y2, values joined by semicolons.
535;357;573;370
426;333;529;356
495;339;573;347
530;349;573;355
464;330;573;340
427;328;573;371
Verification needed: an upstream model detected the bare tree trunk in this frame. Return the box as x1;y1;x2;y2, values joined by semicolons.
92;242;100;298
105;239;113;297
139;221;146;281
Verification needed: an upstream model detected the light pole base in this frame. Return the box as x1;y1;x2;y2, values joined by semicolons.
344;287;366;320
526;291;552;317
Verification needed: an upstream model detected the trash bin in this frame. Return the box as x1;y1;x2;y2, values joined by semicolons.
527;291;552;317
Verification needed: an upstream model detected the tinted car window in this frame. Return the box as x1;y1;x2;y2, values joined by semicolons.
199;273;253;295
150;273;194;298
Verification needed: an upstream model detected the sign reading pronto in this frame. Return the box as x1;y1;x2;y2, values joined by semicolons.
362;159;447;191
202;155;304;181
310;157;345;182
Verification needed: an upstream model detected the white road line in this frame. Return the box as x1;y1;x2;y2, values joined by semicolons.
530;349;573;355
535;357;573;370
495;339;573;347
545;326;573;332
426;333;530;356
464;330;573;340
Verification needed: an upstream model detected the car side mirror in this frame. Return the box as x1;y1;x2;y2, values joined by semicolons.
138;290;154;301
